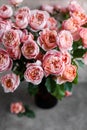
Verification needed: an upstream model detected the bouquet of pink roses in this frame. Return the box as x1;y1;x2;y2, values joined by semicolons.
0;0;87;117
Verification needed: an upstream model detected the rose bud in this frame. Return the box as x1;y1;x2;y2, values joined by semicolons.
0;73;20;93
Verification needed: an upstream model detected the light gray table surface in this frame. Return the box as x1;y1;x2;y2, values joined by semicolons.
0;82;87;130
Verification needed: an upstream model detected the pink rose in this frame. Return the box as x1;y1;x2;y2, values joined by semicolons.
7;46;21;60
9;0;23;6
65;91;72;97
43;50;65;76
41;5;54;14
0;5;13;19
15;12;28;29
15;6;30;16
0;20;11;42
3;29;20;49
56;30;73;52
29;10;49;31
45;17;57;30
37;28;57;51
62;17;79;34
56;64;77;84
0;49;13;73
21;32;34;43
21;39;39;59
83;52;87;65
62;51;71;65
24;61;44;85
79;28;87;48
68;0;85;14
0;73;20;93
10;102;25;114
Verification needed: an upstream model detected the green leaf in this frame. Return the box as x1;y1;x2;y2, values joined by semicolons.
72;49;86;58
17;105;35;118
72;39;82;50
45;77;65;100
73;72;78;84
24;105;35;118
52;84;65;100
76;59;84;68
64;82;72;92
17;113;24;117
28;83;38;96
45;77;56;93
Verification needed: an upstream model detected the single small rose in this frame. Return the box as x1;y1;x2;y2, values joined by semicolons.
37;28;57;51
0;5;13;18
21;39;39;59
7;46;21;60
10;102;25;114
3;29;20;49
56;30;73;52
0;73;20;93
29;10;49;31
9;0;23;6
0;20;11;42
15;12;29;29
0;49;13;73
65;91;72;97
43;50;65;76
56;64;77;84
41;5;54;14
24;61;44;85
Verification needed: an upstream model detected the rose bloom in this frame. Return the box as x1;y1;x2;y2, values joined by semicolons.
24;61;44;85
0;49;13;73
56;30;73;52
0;73;20;93
70;11;87;26
15;12;29;29
37;28;57;51
9;0;23;6
21;39;39;59
83;52;87;65
21;32;34;43
43;50;65;76
2;29;20;49
7;46;21;60
68;0;85;14
41;5;54;14
79;28;87;48
0;5;13;19
56;64;77;84
15;6;31;17
62;51;71;65
62;18;80;41
0;20;11;42
45;17;57;30
29;10;49;31
10;102;25;114
65;91;72;97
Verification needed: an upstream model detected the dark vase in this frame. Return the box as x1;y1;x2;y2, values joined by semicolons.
35;78;58;109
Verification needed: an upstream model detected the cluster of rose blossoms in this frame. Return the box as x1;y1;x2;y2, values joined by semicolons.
0;0;87;114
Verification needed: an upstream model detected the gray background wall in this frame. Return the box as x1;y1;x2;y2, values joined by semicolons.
0;0;87;82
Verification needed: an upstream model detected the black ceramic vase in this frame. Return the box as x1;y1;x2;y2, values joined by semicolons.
35;78;58;109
